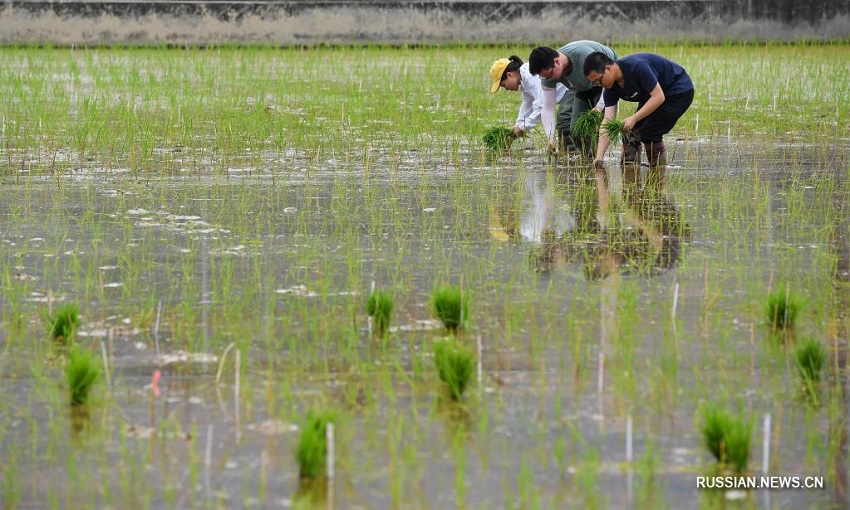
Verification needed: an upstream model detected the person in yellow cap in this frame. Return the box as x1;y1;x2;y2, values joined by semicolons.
490;55;566;148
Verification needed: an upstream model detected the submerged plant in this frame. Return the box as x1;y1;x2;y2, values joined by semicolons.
765;286;802;330
66;347;100;406
483;126;514;151
430;285;469;331
795;338;826;383
366;289;394;335
296;410;338;480
433;339;475;401
49;302;80;343
572;109;602;145
700;403;752;473
602;119;627;143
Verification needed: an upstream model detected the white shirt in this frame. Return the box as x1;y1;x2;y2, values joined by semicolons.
516;63;567;133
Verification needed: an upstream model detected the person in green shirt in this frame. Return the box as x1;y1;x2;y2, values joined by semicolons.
528;40;617;157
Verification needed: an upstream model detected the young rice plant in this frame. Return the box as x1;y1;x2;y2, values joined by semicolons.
430;285;469;332
296;410;338;480
433;339;475;401
700;403;753;474
366;289;394;335
65;347;100;406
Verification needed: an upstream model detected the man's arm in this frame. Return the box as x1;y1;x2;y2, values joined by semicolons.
593;104;619;168
624;82;665;131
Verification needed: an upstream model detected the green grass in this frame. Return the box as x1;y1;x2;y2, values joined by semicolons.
48;303;79;343
433;339;475;401
366;289;394;335
296;410;338;480
65;346;100;406
765;286;802;330
482;126;514;152
430;286;469;332
700;403;753;474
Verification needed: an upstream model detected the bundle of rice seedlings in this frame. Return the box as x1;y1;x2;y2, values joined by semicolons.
296;410;338;480
431;285;470;332
49;302;80;343
433;339;476;401
66;347;100;406
700;403;753;473
765;286;802;330
366;289;394;336
602;119;627;142
571;109;602;145
483;126;514;151
795;338;826;383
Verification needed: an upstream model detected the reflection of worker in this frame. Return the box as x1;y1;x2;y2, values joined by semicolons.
583;52;694;172
528;41;617;156
583;166;689;280
489;56;567;146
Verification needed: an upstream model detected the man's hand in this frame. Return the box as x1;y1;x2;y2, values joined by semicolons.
592;159;605;170
623;116;637;132
547;139;559;155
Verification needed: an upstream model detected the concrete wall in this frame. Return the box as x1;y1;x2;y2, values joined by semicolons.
2;1;849;45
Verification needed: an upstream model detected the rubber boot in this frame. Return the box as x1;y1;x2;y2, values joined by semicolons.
620;138;642;185
645;141;667;169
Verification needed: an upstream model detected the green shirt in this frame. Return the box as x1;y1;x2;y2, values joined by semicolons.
541;40;617;92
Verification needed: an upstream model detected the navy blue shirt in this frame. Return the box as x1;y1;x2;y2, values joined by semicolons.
602;53;694;107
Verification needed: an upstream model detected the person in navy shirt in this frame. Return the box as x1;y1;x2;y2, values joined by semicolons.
583;52;694;171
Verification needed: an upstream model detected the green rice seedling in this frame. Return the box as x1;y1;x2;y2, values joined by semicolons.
433;339;475;401
296;410;337;480
765;286;802;330
430;285;469;332
482;126;514;152
700;403;752;473
602;119;627;142
48;302;79;343
366;289;394;335
795;337;826;383
571;109;602;145
65;347;100;407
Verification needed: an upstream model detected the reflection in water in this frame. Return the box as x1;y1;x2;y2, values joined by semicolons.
493;165;690;279
583;166;690;281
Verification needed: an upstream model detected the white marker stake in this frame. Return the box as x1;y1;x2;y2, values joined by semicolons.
154;299;162;356
626;415;633;462
477;335;482;395
367;281;375;336
327;422;335;479
762;413;771;474
205;424;214;500
671;283;679;321
100;340;111;389
235;349;241;441
327;423;335;510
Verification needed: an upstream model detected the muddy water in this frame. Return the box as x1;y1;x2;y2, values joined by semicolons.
0;135;847;508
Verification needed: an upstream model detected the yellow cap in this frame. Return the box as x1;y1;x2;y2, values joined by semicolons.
489;58;510;93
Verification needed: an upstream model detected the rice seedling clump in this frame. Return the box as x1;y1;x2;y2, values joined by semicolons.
65;347;100;406
571;109;602;145
366;289;394;335
794;337;826;383
296;410;338;480
433;339;476;401
700;403;753;473
430;285;469;331
49;302;80;343
483;126;514;151
765;287;802;330
602;119;627;143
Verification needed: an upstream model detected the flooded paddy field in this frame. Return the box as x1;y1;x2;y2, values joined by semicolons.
0;44;848;509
